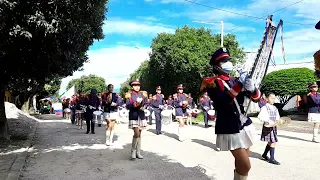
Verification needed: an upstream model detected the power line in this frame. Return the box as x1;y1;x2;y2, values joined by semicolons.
183;0;313;34
227;0;310;33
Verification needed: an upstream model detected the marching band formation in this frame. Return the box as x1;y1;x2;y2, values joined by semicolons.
60;46;320;180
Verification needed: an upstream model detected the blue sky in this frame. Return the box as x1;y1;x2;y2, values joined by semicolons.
59;0;319;94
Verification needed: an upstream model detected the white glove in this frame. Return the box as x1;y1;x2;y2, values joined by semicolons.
238;72;248;84
159;105;164;109
244;78;255;93
136;97;142;103
111;102;117;106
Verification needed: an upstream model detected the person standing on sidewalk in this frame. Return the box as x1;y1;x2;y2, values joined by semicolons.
306;82;320;143
258;92;281;165
125;79;148;160
151;86;165;135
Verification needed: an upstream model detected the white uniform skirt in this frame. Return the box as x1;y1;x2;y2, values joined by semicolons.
128;117;147;130
308;113;320;123
104;112;119;120
216;124;256;151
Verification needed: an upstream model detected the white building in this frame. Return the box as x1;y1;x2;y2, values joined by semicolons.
244;52;314;113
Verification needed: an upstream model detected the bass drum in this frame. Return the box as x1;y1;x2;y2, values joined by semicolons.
144;109;150;117
191;109;200;118
161;110;172;125
207;110;216;120
93;110;102;116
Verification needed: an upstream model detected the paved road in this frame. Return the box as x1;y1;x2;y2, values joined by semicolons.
20;115;320;180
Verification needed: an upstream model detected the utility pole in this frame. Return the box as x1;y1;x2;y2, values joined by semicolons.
192;21;224;47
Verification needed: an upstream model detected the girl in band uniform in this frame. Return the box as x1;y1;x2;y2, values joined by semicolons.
125;79;148;160
306;82;320;143
200;47;260;180
173;84;189;141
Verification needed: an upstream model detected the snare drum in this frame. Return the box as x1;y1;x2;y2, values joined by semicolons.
144;109;150;117
207;110;216;120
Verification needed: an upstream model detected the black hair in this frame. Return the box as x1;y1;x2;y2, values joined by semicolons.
107;84;113;89
265;92;275;97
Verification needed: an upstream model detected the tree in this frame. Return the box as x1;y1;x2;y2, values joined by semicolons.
261;68;314;109
120;26;245;98
0;0;108;140
66;75;107;94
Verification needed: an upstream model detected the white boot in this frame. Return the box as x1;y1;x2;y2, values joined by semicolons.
234;170;248;180
106;130;111;146
312;123;319;143
136;137;144;159
178;127;184;142
109;131;114;145
131;137;139;160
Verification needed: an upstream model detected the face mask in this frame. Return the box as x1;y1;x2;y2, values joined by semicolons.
221;61;233;74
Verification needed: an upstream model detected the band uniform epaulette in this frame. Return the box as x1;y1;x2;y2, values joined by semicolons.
152;95;157;100
142;91;148;98
200;77;217;92
125;92;131;99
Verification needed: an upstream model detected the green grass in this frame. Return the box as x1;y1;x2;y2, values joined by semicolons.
192;112;205;123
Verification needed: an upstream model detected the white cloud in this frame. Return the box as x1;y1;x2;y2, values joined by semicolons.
59;46;150;95
102;19;175;35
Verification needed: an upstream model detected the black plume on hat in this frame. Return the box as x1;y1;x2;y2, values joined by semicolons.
316;21;320;30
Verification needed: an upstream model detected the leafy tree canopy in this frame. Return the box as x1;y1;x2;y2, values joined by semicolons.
66;75;107;94
261;68;314;106
120;26;245;98
0;0;108;140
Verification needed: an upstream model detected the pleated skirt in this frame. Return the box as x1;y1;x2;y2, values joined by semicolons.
260;126;278;143
128;117;147;130
308;113;320;123
216;124;256;151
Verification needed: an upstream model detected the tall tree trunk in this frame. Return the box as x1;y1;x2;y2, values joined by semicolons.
0;85;10;141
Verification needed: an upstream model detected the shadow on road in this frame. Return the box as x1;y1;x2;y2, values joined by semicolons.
17;121;215;180
277;134;311;143
191;139;219;152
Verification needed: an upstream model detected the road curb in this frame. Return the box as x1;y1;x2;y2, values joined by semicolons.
5;121;39;180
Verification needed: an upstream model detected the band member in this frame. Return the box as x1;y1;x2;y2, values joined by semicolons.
200;47;260;180
70;95;77;124
200;92;211;128
116;93;124;106
102;84;119;146
187;93;196;108
125;79;148;160
76;91;86;130
85;89;100;134
258;92;281;165
148;94;153;125
307;82;320;143
96;94;103;127
173;84;189;141
151;86;165;135
166;95;174;106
